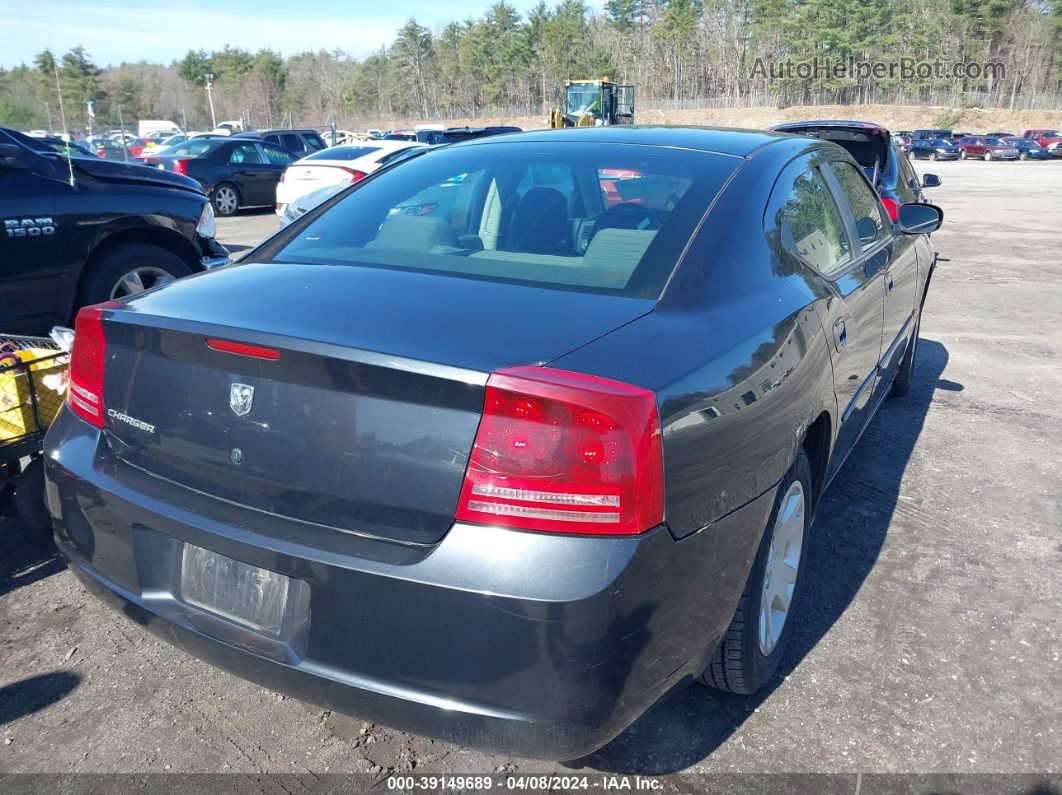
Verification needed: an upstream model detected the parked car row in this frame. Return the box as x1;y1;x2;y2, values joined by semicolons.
903;127;1061;161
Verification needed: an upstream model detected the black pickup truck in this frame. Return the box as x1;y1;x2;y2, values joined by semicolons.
0;127;229;334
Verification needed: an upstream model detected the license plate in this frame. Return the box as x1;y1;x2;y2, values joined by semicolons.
179;544;291;634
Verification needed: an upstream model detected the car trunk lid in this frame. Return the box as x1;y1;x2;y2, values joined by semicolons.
98;262;654;546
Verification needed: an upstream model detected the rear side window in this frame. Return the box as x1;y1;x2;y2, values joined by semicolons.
777;167;851;274
262;144;296;164
279;133;303;153
303;133;326;151
828;160;889;249
229;144;264;164
896;155;920;204
261;141;738;298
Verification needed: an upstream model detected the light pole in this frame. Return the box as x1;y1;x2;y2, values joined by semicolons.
204;73;217;130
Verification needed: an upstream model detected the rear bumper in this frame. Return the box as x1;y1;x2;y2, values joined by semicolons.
44;407;772;759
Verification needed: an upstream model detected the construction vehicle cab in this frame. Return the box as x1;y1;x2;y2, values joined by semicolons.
549;79;635;128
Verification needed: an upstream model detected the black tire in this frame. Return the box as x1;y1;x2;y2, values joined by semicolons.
14;456;51;537
79;244;192;308
211;182;241;217
701;451;813;695
929;152;938;161
1019;152;1028;161
984;151;993;161
890;306;922;398
0;460;19;509
959;150;966;160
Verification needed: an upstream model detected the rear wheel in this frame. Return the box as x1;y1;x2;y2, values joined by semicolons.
79;244;191;308
211;182;240;216
984;151;993;161
891;306;922;397
929;152;938;161
1019;151;1028;161
959;150;967;160
700;451;813;695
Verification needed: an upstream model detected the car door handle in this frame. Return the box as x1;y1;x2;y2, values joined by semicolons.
884;273;895;294
833;319;847;351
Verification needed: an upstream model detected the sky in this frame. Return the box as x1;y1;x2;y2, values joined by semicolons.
0;0;574;69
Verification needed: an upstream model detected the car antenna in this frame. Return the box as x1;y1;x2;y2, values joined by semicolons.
51;56;76;188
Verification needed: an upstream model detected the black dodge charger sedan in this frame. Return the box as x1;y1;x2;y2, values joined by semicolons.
140;137;298;216
45;127;942;759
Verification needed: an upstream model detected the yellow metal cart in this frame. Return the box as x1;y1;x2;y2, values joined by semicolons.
1;335;70;533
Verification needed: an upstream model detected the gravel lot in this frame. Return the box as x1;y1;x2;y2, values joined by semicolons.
2;160;1061;780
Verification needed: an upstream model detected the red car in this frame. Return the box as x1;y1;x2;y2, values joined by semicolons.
125;137;149;158
958;136;1019;161
1021;129;1062;157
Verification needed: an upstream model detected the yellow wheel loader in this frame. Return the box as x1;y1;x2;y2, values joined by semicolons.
548;79;635;128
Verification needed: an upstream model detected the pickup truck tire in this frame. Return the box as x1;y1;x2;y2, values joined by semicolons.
211;182;241;217
14;456;51;536
700;451;813;695
81;244;192;306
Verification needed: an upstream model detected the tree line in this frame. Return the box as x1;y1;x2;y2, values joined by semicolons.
1;0;1059;132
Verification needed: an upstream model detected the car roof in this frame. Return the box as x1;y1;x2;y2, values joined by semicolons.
304;140;422;158
234;129;320;138
455;125;791;158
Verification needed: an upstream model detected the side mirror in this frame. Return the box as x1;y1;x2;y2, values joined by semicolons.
855;216;878;244
0;142;28;168
922;173;942;188
897;203;943;235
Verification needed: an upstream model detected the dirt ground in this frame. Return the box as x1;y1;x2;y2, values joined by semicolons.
364;103;1062;137
1;159;1061;784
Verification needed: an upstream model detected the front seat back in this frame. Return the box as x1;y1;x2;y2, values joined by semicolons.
507;187;569;255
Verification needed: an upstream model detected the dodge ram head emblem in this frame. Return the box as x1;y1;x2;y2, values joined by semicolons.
229;383;254;416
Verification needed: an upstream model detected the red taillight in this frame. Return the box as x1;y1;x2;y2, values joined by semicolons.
205;338;281;360
96;148;106;157
881;197;899;222
68;302;119;427
339;167;367;183
172;159;189;176
455;367;664;536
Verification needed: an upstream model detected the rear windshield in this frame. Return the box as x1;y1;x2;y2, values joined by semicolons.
305;146;381;161
261;141;738;298
166;140;217;157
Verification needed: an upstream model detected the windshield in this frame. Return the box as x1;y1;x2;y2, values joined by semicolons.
259;141;738;298
566;85;601;116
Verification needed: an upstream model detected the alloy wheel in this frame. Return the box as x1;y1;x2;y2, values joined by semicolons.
758;480;805;656
109;266;177;299
214;186;238;216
